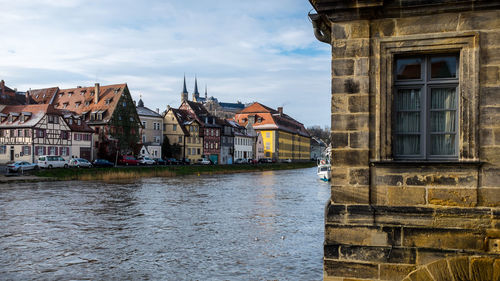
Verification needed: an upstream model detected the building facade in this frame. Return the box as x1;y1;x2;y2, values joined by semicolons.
136;98;163;158
235;102;310;162
309;0;500;280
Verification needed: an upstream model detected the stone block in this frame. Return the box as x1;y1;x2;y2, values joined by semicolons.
407;267;434;281
325;225;389;247
481;47;500;67
331;167;349;186
388;186;426;206
470;257;494;281
406;175;429;186
433;207;492;229
481;147;500;165
458;10;500;31
426;259;453;281
354;58;369;76
481;106;500;127
346;21;370;39
495;128;500;145
331;184;370;204
375;206;434;227
376;174;404;186
332;95;348;113
349;131;369;149
403;227;485;251
346;204;374;224
370;19;396;38
326;203;347;224
478;187;500;207
331;114;369;131
428;188;477;207
331;132;349;148
324;244;340;259
331;39;369;59
481;128;495;146
324;260;378;279
371;186;388;205
349;168;369;186
331;149;369;166
482;168;500;188
382;226;403;246
340;245;416;264
332;23;347;40
416;248;459;265
396;13;459;35
348;95;369;113
480;66;500;85
480;87;500;107
448;256;471;281
379;264;417;281
332;59;354;76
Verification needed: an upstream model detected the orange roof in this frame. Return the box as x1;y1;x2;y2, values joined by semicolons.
0;104;61;128
29;87;59;104
52;83;127;123
235;102;310;137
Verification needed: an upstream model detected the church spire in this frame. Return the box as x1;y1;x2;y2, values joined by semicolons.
193;75;200;97
181;74;188;102
205;84;208;99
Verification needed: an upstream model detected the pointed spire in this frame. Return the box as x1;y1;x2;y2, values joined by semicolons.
193;75;199;96
182;74;188;94
205;84;208;99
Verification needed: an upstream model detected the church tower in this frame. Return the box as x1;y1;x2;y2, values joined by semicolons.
192;76;200;102
181;75;188;102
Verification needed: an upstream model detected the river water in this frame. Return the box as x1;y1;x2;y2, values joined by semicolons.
0;167;329;280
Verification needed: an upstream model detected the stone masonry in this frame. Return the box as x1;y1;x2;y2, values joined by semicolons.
309;1;500;280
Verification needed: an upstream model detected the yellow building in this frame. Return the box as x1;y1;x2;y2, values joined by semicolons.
235;102;311;161
163;106;203;162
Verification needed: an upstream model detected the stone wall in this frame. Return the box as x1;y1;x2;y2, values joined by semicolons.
313;5;500;281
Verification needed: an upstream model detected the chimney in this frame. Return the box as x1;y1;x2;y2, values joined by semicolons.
1;80;5;97
277;107;283;116
156;108;160;114
167;105;171;111
25;90;30;104
94;83;100;104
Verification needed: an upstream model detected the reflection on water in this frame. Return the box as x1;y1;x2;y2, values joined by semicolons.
0;167;329;280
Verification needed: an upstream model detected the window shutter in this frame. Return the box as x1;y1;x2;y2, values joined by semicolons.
74;133;77;140
43;147;46;155
27;146;31;155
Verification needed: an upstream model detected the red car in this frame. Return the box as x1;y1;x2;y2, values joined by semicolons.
118;155;139;166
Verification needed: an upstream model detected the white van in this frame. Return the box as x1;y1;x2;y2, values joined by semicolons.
37;155;68;169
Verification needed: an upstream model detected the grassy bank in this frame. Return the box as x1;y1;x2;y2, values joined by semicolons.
34;162;316;181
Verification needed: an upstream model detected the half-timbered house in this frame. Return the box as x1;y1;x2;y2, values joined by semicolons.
0;104;80;164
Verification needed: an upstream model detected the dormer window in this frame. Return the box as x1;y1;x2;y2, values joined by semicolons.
68;118;73;125
80;90;86;95
68;92;73;97
105;98;113;105
8;115;12;123
90;91;95;96
59;93;63;98
85;101;90;106
63;103;68;109
77;119;81;125
75;102;81;108
114;89;119;94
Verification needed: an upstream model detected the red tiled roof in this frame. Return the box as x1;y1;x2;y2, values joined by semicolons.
52;83;127;123
29;87;59;104
235;102;310;137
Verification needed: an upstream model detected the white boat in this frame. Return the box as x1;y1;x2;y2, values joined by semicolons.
317;158;331;181
317;145;331;181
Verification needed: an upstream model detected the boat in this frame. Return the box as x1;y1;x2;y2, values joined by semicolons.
317;145;331;181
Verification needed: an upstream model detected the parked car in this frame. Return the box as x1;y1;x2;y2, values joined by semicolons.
118;155;139;166
282;158;292;163
167;158;179;165
247;158;258;164
154;158;167;165
234;158;247;164
138;157;155;165
258;158;273;163
196;158;211;165
37;155;68;169
93;159;114;167
69;158;92;168
7;161;38;172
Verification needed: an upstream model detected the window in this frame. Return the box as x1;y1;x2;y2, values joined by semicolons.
197;148;200;155
393;54;458;159
216;130;219;136
23;146;30;155
0;145;6;154
266;142;270;150
266;132;270;138
178;136;182;143
142;135;146;143
142;121;146;129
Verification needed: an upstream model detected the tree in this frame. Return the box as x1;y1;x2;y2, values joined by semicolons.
108;94;141;156
307;125;330;144
162;136;182;159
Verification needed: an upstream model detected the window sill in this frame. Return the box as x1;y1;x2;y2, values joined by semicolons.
370;160;484;167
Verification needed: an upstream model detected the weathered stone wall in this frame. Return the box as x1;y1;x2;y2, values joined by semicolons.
321;7;500;281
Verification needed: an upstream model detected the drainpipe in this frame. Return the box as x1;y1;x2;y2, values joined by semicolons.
309;13;331;44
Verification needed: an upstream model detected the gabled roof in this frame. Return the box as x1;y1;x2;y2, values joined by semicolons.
136;102;162;118
234;102;310;138
29;87;59;104
0;104;60;128
52;83;127;123
168;108;191;135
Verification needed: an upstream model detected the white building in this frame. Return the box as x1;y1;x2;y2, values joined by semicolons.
136;98;163;158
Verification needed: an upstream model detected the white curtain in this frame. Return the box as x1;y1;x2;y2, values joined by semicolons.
394;89;421;155
430;88;456;155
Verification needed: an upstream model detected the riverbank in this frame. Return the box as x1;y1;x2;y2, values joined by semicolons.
30;162;316;181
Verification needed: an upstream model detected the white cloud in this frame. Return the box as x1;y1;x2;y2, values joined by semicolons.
0;0;331;127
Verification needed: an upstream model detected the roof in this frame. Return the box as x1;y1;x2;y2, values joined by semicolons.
136;105;162;118
0;104;59;128
168;108;192;135
219;102;245;110
52;83;127;124
58;109;94;133
29;87;59;104
234;102;310;138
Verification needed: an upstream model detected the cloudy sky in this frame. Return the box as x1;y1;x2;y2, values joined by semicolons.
1;0;331;127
